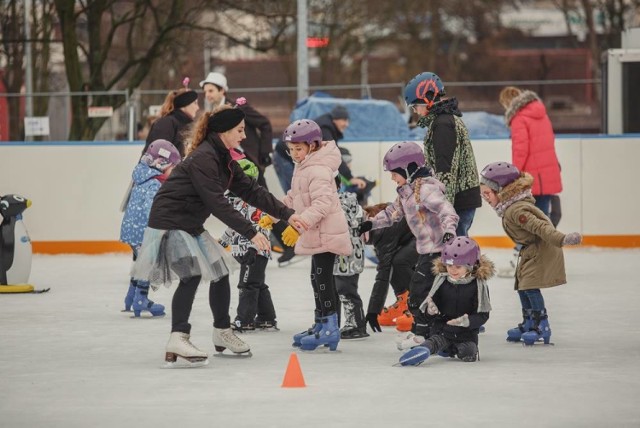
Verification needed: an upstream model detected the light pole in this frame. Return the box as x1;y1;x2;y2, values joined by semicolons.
297;0;309;101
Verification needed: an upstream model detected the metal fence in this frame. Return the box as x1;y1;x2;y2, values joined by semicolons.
1;78;602;142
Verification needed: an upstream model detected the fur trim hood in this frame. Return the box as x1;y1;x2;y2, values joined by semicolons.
432;254;496;281
504;90;540;125
498;172;533;202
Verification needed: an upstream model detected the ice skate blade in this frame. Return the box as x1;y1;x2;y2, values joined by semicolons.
340;336;369;341
130;313;166;319
522;341;554;347
163;356;209;369
213;351;252;358
298;346;341;354
392;361;424;367
255;326;280;332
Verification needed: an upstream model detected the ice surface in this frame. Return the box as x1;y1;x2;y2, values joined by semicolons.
1;248;639;428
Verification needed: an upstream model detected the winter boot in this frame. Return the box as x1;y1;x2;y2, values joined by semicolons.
378;290;409;326
292;311;322;347
165;332;208;366
522;309;552;345
506;309;533;342
395;310;414;332
132;282;165;317
123;280;136;312
212;327;251;355
299;313;340;351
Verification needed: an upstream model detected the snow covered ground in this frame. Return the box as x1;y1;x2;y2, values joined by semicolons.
1;248;640;428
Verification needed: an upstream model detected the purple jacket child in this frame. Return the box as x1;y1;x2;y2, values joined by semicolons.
370;176;458;255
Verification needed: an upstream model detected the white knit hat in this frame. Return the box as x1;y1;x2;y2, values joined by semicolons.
199;72;228;91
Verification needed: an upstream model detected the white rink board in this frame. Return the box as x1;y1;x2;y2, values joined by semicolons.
0;136;638;242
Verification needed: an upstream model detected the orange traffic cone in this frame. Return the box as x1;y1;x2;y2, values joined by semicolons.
281;352;306;388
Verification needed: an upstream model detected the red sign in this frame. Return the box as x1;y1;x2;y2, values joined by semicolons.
306;37;329;48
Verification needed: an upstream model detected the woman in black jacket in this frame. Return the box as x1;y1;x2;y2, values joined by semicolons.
132;104;307;367
143;88;200;157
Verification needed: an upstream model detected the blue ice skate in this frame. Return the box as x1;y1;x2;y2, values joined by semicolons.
292;311;321;347
132;282;165;317
522;310;552;345
299;313;340;351
507;309;533;342
399;346;430;366
123;280;136;312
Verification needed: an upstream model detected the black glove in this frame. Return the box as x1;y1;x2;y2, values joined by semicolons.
260;153;273;167
365;313;382;333
442;232;455;244
358;221;373;235
239;247;257;265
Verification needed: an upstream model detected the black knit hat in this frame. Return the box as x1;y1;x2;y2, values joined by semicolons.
208;108;246;133
331;104;349;120
173;90;198;109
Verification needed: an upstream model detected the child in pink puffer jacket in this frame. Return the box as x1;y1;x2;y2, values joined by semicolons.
262;119;351;352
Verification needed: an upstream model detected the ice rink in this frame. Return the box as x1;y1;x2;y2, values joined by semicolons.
1;248;640;428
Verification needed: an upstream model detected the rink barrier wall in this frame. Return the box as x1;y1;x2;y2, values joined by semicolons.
1;135;638;253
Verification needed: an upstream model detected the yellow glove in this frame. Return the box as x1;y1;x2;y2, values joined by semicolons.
258;215;274;230
282;226;300;246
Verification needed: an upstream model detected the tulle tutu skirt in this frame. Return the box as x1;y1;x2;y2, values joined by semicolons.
131;228;237;290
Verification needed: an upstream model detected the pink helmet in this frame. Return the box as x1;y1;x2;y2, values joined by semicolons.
283;120;322;145
442;237;480;267
480;162;520;191
383;142;426;172
143;139;181;167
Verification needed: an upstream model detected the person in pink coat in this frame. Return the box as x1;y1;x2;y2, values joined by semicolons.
499;86;562;217
261;119;351;352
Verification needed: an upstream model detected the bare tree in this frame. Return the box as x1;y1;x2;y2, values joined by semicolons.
53;0;292;140
0;0;55;140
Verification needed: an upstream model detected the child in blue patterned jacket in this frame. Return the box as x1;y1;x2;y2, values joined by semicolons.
120;139;181;317
359;141;458;349
219;159;278;331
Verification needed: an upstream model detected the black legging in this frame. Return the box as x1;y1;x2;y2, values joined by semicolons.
310;252;338;317
171;274;232;333
408;253;440;337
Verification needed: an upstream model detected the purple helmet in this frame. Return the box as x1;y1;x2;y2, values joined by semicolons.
442;237;480;267
283;120;322;145
480;162;520;191
144;139;181;166
383;142;426;171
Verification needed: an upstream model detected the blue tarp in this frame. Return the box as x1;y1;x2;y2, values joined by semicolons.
290;95;414;141
290;94;510;141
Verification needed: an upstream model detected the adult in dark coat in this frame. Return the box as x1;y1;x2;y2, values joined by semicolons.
132;105;307;366
143;88;199;157
200;72;273;188
314;105;367;190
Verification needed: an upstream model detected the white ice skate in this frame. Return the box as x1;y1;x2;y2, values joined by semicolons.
164;332;209;368
212;327;252;357
396;332;426;351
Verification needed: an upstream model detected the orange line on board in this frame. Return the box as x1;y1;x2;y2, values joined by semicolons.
30;235;640;255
